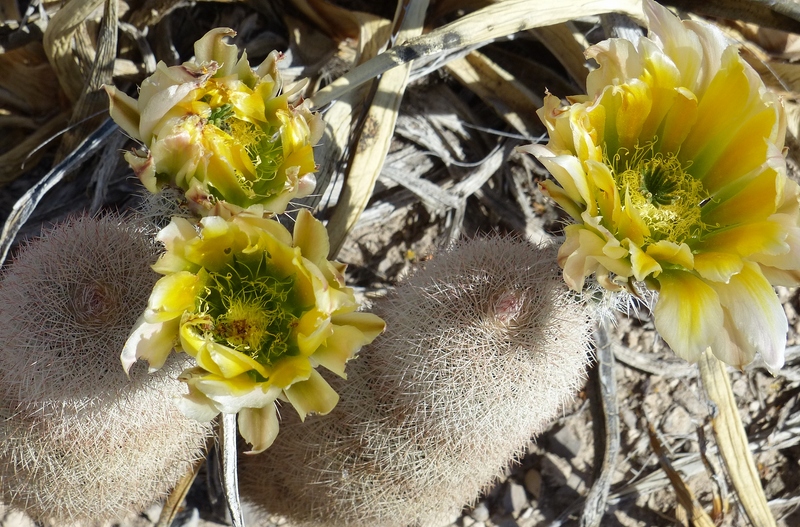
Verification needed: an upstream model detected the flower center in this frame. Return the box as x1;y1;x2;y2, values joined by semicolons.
202;96;285;198
612;144;708;245
199;257;302;366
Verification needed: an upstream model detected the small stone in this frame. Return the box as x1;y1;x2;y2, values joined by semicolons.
549;424;582;459
503;481;528;516
662;405;692;436
524;469;542;499
471;501;490;522
462;515;476;527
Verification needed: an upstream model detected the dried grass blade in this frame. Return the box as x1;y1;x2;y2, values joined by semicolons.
445;50;543;139
0;118;116;266
0;111;69;187
648;423;717;527
309;0;643;109
530;22;589;89
698;351;777;527
325;0;429;255
155;437;213;527
56;0;118;159
300;15;392;212
42;0;105;102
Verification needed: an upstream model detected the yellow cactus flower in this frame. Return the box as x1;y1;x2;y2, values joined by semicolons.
121;208;385;453
104;28;323;215
519;0;800;371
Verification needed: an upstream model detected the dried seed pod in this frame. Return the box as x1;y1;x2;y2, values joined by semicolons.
239;236;593;527
0;214;212;524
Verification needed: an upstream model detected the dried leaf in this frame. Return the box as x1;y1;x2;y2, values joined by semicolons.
326;0;429;256
42;0;105;101
530;22;590;89
310;0;644;110
445;50;543;139
648;423;717;527
698;351;777;527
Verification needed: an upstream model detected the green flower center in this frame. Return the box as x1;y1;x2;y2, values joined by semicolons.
206;103;285;200
611;143;709;245
199;256;303;366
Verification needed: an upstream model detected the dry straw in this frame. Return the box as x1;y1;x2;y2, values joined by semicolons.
240;236;593;527
0;214;212;524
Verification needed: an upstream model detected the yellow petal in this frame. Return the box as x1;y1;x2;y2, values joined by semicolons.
293;208;330;266
653;270;723;362
628;242;661;280
284;369;339;420
680;47;751;167
269;355;312;388
658;87;698;153
693;252;744;283
702;165;779;227
645;240;694;269
695;220;787;257
206;340;267;379
146;271;201;322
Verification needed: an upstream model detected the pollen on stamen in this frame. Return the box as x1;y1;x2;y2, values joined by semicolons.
609;143;709;245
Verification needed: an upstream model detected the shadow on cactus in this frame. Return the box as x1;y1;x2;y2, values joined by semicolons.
239;236;594;527
0;215;212;524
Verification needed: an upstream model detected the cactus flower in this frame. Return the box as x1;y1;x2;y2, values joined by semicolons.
122;209;385;453
105;28;323;215
520;0;800;371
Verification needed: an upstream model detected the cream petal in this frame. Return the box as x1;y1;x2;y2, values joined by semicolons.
535;152;594;210
284;369;339;420
104;85;141;140
239;404;280;454
120;316;178;373
653;271;723;362
156;216;198;252
539;179;584;221
643;0;703;94
311;324;373;378
175;386;221;422
139;76;204;143
331;311;386;342
193;28;238;75
586;38;643;96
189;373;281;414
709;261;786;371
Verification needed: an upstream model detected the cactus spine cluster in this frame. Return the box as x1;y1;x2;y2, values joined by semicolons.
239;236;593;527
0;215;212;524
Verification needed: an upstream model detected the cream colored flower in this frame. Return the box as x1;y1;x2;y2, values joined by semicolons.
122;209;385;453
519;0;799;371
105;28;323;215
